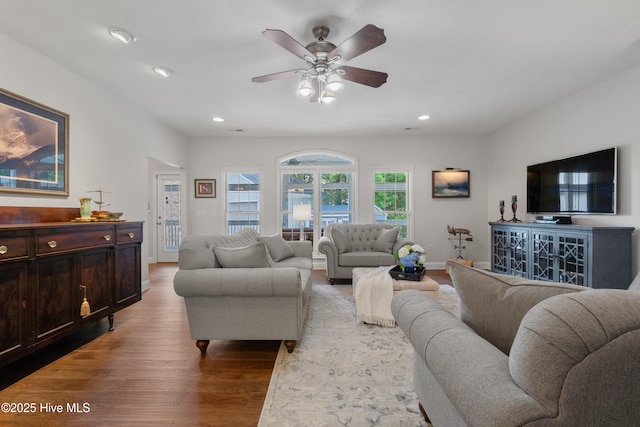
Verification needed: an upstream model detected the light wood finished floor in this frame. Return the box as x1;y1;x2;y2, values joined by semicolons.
0;264;453;426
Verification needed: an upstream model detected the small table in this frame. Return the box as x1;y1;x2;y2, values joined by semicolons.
352;267;440;301
445;258;474;274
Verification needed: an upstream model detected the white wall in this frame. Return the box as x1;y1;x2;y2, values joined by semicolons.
0;33;189;288
187;135;490;267
488;63;640;275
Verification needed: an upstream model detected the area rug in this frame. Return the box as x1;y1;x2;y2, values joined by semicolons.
258;284;459;427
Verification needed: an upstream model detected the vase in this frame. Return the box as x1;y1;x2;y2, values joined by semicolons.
404;266;415;274
79;198;92;218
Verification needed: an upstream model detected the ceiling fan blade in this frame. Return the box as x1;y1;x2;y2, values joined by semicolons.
262;29;315;61
251;69;303;83
329;24;386;63
337;65;388;88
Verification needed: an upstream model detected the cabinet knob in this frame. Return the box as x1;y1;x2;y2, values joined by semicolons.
22;301;27;309
48;241;57;248
128;232;135;238
0;245;7;255
104;235;112;241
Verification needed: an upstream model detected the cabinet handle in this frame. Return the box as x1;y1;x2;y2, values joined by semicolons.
22;301;27;309
104;235;112;241
128;232;135;238
0;245;7;255
48;240;57;248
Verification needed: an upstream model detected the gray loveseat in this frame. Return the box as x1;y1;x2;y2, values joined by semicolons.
173;228;312;354
318;223;413;283
392;262;640;426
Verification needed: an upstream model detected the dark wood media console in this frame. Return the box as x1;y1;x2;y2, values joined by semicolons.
0;207;143;368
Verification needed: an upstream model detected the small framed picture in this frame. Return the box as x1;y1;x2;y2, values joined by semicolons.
195;179;216;198
432;170;470;198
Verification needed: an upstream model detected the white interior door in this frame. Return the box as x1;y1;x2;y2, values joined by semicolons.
156;174;182;262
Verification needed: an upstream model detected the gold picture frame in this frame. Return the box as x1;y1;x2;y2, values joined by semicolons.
0;88;69;196
195;179;216;198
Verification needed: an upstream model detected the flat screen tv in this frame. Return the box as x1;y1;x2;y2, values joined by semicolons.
527;147;617;215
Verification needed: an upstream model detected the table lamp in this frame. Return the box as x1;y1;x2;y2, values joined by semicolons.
292;204;312;241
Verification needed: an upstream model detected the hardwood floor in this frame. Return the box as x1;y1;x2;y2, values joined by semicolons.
0;264;453;426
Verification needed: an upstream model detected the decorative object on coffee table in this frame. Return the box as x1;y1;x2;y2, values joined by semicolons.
389;265;426;281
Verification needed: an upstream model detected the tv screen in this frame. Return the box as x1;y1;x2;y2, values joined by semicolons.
527;147;617;214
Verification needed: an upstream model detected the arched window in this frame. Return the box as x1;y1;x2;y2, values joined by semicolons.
278;151;357;251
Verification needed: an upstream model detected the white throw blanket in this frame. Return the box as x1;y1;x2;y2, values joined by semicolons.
354;266;396;327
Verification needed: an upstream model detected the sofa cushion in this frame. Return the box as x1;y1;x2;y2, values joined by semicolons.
448;261;584;355
339;251;396;267
374;227;400;253
213;241;275;268
259;234;296;262
331;227;351;254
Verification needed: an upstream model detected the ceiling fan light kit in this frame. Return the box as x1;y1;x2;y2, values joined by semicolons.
296;77;315;97
252;24;388;105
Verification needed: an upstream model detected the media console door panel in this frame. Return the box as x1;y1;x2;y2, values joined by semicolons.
0;221;143;367
490;223;633;289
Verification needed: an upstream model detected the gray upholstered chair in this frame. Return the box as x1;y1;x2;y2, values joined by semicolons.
318;223;413;283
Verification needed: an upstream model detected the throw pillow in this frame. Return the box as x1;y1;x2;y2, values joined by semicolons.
259;234;296;262
213;241;274;268
330;227;351;254
374;227;400;253
448;261;584;355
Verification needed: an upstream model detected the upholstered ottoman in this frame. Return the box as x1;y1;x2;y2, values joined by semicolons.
352;267;440;300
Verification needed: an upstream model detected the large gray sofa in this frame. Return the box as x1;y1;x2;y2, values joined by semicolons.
392;262;640;426
173;228;312;354
318;223;413;283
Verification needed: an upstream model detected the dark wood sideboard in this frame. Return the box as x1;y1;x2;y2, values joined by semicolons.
0;207;143;368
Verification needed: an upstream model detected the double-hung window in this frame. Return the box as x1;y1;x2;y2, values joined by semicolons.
373;171;411;238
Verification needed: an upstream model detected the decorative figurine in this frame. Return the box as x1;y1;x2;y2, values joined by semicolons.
447;225;473;259
509;195;522;222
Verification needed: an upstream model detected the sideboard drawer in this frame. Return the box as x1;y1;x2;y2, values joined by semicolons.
36;227;115;255
116;224;143;244
0;233;29;261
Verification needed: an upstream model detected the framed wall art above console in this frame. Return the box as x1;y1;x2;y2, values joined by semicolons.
0;88;69;196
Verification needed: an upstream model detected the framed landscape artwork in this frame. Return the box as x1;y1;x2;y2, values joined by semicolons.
0;88;69;196
195;179;216;198
432;169;470;198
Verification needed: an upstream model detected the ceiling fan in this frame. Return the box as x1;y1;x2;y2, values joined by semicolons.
251;24;388;104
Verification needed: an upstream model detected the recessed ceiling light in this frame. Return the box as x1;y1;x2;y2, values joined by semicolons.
418;114;430;121
153;66;172;78
109;27;136;44
212;116;224;123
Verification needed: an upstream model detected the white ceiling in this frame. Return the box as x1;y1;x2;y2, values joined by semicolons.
2;0;640;138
